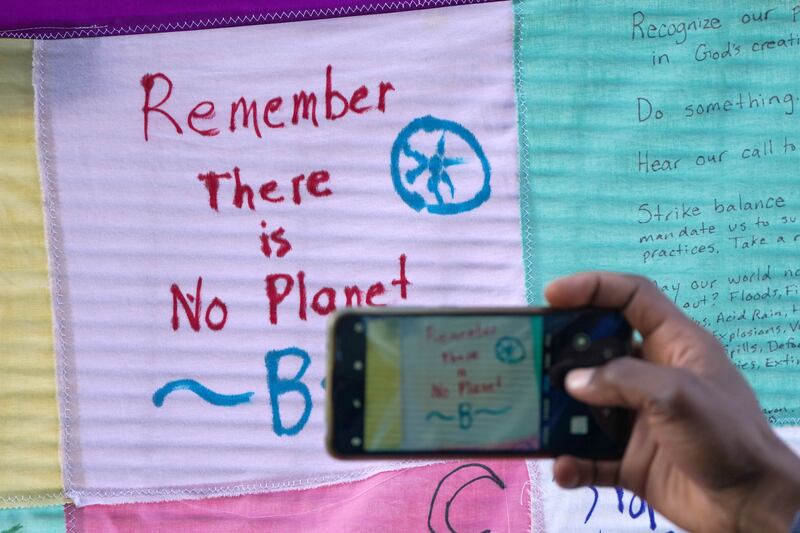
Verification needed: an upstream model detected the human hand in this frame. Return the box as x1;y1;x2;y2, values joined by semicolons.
546;272;800;533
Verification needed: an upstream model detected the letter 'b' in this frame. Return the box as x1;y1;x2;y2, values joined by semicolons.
266;347;312;436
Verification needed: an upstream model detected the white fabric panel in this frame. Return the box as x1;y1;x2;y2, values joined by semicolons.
535;428;800;533
35;1;524;505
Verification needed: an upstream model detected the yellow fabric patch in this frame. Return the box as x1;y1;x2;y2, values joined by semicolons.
364;319;402;450
0;39;63;506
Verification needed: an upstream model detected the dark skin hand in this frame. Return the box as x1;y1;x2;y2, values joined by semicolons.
546;272;800;533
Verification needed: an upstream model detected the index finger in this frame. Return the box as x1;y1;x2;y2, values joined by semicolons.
544;272;691;339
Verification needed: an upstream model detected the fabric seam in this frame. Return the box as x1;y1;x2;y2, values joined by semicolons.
512;0;537;305
64;462;437;505
525;461;547;533
26;41;73;507
0;496;65;509
0;0;496;39
64;503;76;533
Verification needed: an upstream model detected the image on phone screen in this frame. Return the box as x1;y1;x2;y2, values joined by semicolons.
364;315;541;451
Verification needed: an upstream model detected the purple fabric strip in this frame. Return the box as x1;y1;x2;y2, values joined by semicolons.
0;0;500;39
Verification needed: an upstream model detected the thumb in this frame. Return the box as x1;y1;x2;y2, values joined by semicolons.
565;357;696;419
564;357;772;500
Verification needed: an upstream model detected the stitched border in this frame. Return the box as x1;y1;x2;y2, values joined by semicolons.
0;0;497;39
64;503;76;533
65;462;440;505
525;460;547;533
32;41;74;504
0;495;65;509
512;0;536;306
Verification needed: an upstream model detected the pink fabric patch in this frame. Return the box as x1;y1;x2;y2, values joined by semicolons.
73;461;532;532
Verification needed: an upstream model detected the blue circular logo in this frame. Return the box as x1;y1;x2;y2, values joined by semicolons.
390;116;491;215
495;336;526;364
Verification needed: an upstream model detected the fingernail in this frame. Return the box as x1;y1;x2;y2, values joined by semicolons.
566;368;595;391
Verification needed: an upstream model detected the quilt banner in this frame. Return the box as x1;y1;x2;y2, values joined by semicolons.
34;1;525;505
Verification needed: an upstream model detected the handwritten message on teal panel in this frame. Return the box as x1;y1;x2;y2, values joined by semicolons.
515;0;800;424
0;505;65;533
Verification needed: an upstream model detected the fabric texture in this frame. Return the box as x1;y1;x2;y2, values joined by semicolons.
72;460;533;531
0;504;66;533
0;0;501;39
0;39;63;507
514;0;800;425
538;428;800;532
34;1;525;505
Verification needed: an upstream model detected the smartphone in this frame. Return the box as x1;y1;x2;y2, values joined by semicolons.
327;308;634;459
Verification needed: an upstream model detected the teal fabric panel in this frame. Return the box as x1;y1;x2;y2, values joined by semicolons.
0;505;65;533
515;0;800;425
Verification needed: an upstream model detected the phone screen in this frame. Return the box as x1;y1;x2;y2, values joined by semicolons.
363;315;543;452
329;309;633;458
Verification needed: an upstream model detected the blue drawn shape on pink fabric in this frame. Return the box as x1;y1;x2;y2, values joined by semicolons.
391;115;491;215
152;379;254;407
265;346;312;436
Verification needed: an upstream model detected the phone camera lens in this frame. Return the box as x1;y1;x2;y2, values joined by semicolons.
572;333;591;352
353;321;364;334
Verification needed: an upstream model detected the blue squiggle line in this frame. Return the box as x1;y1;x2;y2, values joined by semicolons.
426;410;456;421
474;406;512;417
152;379;254;407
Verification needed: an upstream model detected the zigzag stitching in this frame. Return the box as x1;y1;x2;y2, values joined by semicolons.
0;0;493;39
